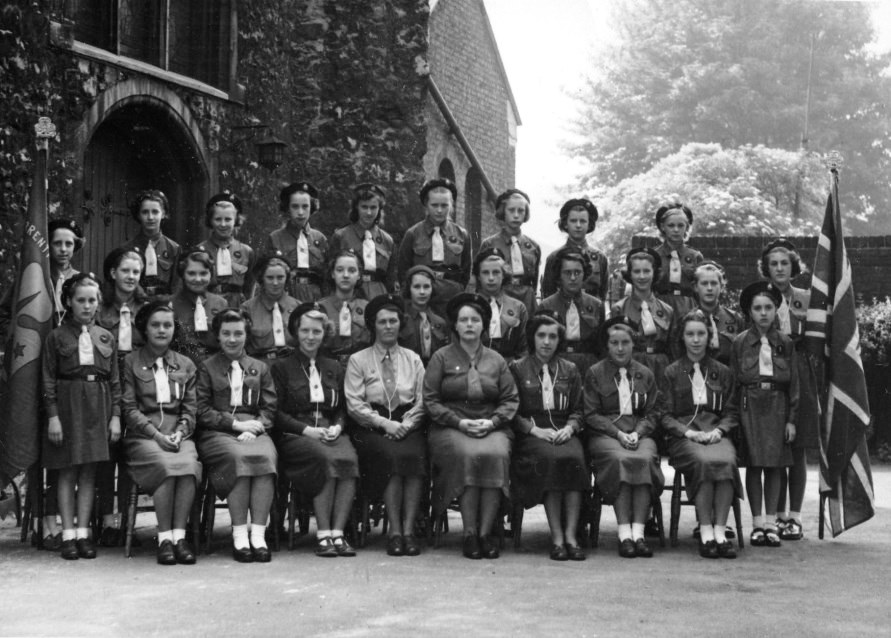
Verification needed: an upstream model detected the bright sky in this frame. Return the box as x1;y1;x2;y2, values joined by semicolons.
484;0;891;255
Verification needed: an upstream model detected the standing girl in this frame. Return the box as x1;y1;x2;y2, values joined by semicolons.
171;250;228;365
693;261;744;366
541;198;608;301
652;203;703;319
318;250;371;369
122;190;181;299
197;192;256;309
398;265;450;366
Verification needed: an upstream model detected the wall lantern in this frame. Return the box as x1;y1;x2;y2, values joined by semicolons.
230;124;287;171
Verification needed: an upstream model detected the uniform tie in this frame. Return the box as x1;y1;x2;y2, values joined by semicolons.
118;304;132;352
363;230;377;271
78;324;95;366
759;335;774;376
778;297;792;335
708;313;720;350
466;359;484;402
144;241;158;277
419;311;432;359
272;302;286;347
297;230;310;269
691;361;707;405
308;359;325;403
640;300;657;336
339;301;352;337
216;245;233;277
53;275;65;315
510;236;524;275
618;367;632;416
381;351;397;398
431;227;445;262
489;298;502;339
566;300;580;340
194;296;208;332
541;364;555;410
154;357;171;404
229;360;244;407
669;250;682;284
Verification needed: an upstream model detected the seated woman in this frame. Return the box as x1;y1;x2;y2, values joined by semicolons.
661;310;742;559
398;265;449;366
509;310;587;561
423;293;519;560
171;250;228;365
196;309;277;563
271;303;359;558
122;300;201;565
345;294;427;557
241;252;299;361
584;317;664;558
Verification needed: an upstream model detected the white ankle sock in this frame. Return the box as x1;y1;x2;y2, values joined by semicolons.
699;525;715;542
62;529;76;541
714;526;727;543
250;524;267;549
172;529;185;543
789;511;801;523
317;529;331;541
158;530;174;543
75;527;89;540
753;515;765;529
631;523;645;541
232;524;249;549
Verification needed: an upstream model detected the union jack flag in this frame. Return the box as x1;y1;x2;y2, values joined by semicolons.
805;167;875;537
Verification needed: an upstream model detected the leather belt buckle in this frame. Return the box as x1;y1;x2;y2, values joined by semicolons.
646;347;655;354
759;382;772;390
673;290;681;296
85;374;98;382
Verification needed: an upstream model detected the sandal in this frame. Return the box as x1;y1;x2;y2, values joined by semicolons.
779;519;803;541
749;528;766;547
332;536;356;557
764;528;782;547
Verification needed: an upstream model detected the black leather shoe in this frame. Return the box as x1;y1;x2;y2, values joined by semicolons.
232;545;254;563
157;539;176;565
550;544;569;561
173;539;196;565
60;539;79;560
634;538;653;558
40;533;63;551
699;539;719;559
618;538;636;558
386;535;405;557
333;536;356;557
717;540;737;559
76;538;97;559
479;535;500;559
252;546;271;563
566;544;586;561
403;535;421;556
462;534;481;559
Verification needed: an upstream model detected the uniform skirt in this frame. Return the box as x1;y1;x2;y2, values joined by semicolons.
429;427;513;517
351;428;427;499
668;437;742;500
739;387;793;467
43;378;112;470
512;435;588;508
276;432;359;498
587;435;663;504
197;430;277;497
124;437;202;494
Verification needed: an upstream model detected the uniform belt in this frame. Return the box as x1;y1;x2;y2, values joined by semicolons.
256;347;292;360
210;283;244;294
430;265;463;282
746;381;787;391
564;341;595;354
634;346;665;355
291;270;321;285
361;271;385;283
58;373;110;382
507;275;535;287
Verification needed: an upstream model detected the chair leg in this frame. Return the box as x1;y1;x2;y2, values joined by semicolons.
189;482;202;553
288;487;296;551
512;500;524;550
670;471;682;547
358;494;369;548
732;497;744;549
589;485;602;548
124;482;138;558
203;480;216;554
269;485;281;552
652;491;666;548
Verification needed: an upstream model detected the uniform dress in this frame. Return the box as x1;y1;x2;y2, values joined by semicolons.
653;243;702;319
480;292;528;364
399;305;450;366
779;285;820;449
240;293;299;361
318;295;371;369
121;232;181;298
330;223;398;299
508;355;588;508
611;294;674;384
265;222;328;302
271;352;359;497
697;304;745;366
477;229;541;314
195;353;278;497
422;343;519;516
344;343;427;499
541;239;609;300
397;218;472;318
171;290;228;365
196;237;256;308
121;348;201;493
539;291;604;374
583;359;664;503
660;356;742;500
41;320;121;469
726;327;800;468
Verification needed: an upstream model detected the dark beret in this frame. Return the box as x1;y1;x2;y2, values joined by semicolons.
559;198;598;222
739;281;783;314
364;293;404;331
419;178;458;204
655;203;693;227
446;292;492;328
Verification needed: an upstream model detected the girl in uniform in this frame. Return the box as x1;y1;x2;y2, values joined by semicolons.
171;250;228;365
474;247;528;364
693;261;744;366
398;265;449;366
318;250;371;369
197;192;256;308
652;203;703;319
240;253;299;361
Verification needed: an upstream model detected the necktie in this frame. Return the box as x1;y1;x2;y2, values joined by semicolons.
216;245;233;277
419;312;432;359
618;367;632;416
78;325;95;366
154;357;171;403
708;313;720;350
381;351;397;398
467;359;484;402
489;298;502;339
363;230;377;271
144;241;158;277
118;304;132;351
640;300;657;336
339;301;352;337
308;359;325;403
510;237;524;275
566;301;580;340
431;227;445;262
194;296;208;332
778;297;792;335
297;230;309;268
691;362;707;405
272;302;286;347
669;250;682;284
229;360;243;407
54;275;65;315
541;364;555;410
759;335;774;376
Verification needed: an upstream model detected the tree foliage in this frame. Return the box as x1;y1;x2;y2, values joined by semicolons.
573;0;891;233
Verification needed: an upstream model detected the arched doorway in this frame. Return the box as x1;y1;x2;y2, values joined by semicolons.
80;99;208;277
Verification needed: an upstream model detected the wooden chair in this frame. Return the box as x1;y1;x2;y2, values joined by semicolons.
200;476;281;553
668;470;744;549
123;479;202;558
587;482;665;549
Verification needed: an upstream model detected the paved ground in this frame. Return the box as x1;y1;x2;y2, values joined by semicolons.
1;464;889;637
